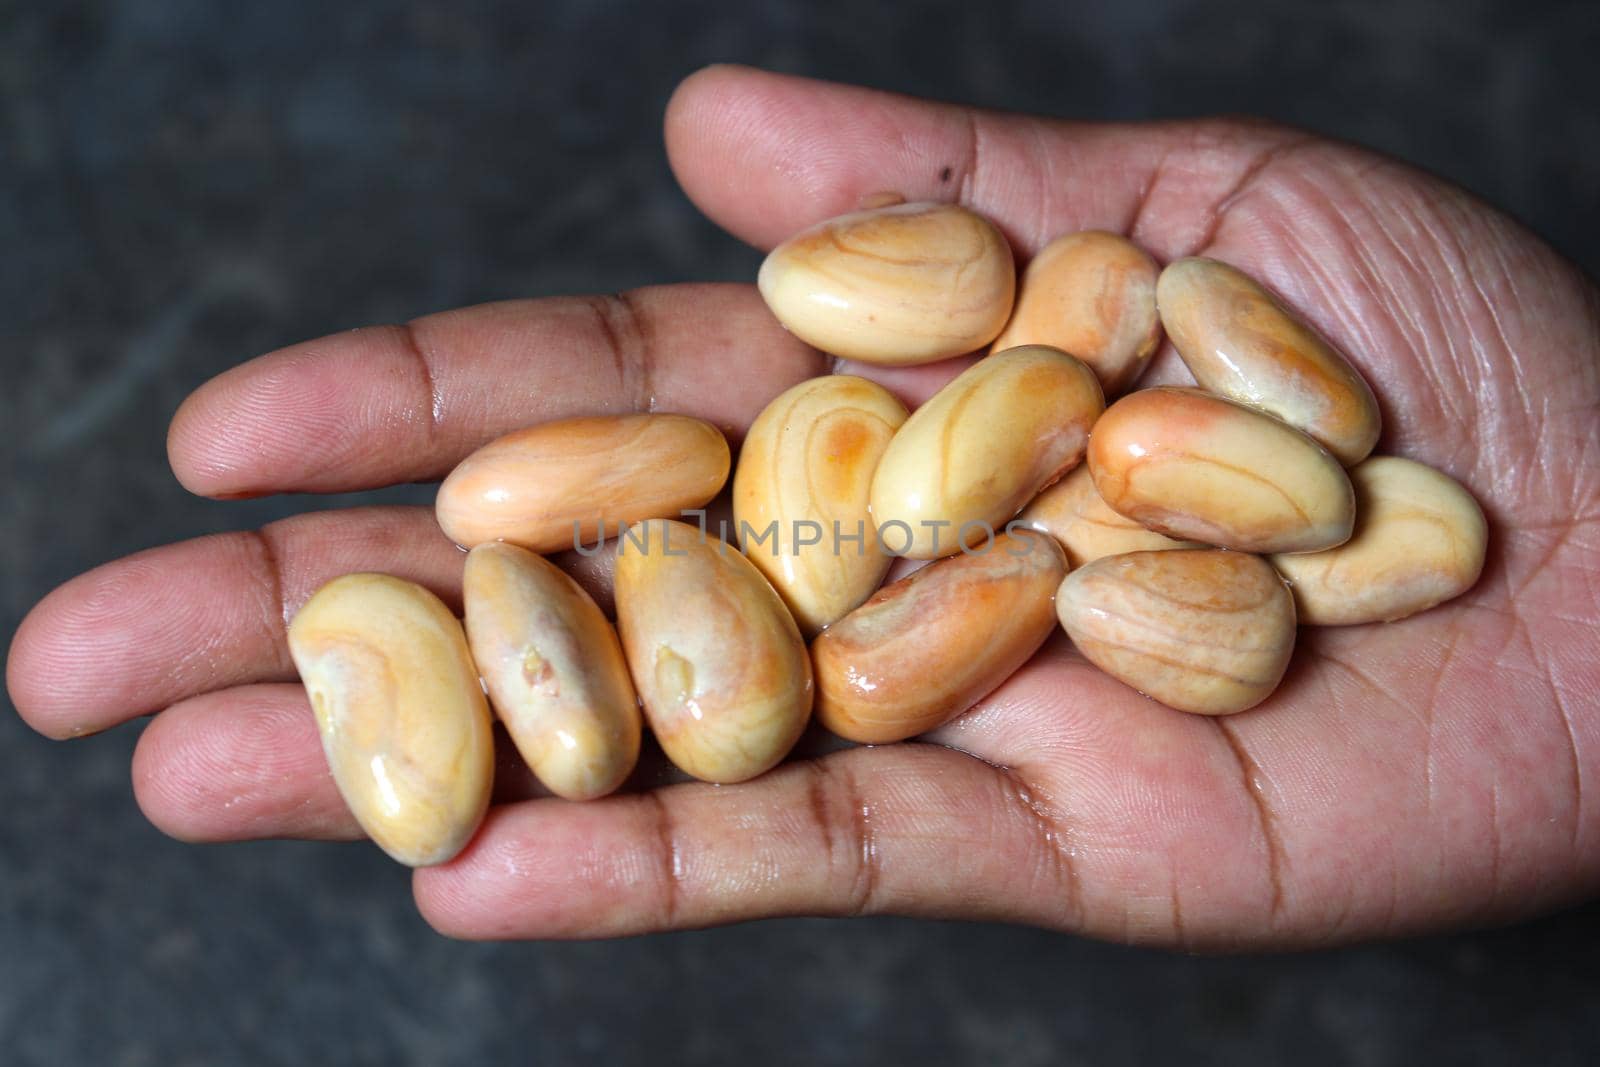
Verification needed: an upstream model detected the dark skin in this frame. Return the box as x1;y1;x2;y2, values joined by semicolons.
7;66;1599;948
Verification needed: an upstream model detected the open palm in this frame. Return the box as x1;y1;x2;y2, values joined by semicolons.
9;66;1598;948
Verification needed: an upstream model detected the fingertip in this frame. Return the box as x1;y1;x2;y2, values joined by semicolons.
415;791;704;941
165;382;268;500
410;806;522;939
7;606;65;740
665;64;881;251
410;860;481;940
411;802;610;940
130;710;209;843
165;359;274;498
7;580;116;741
130;685;358;844
663;63;773;245
664;62;753;137
166;342;364;498
164;384;215;497
663;62;759;160
5;533;300;740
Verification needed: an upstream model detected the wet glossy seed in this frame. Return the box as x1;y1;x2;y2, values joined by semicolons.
1157;257;1381;465
813;530;1067;743
287;574;494;866
1088;387;1354;554
732;375;908;636
613;520;812;783
871;345;1105;559
463;543;641;801
436;414;730;553
1056;550;1296;715
1271;456;1487;625
1019;463;1202;567
990;230;1162;396
757;202;1015;365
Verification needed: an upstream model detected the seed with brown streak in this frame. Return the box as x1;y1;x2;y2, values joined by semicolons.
463;543;641;801
613;520;812;783
813;529;1067;743
1055;550;1296;715
1088;387;1354;554
871;345;1104;559
1020;463;1202;567
990;230;1162;396
757;201;1016;365
436;414;730;552
1271;456;1487;625
732;375;908;636
287;574;494;866
1157;257;1381;465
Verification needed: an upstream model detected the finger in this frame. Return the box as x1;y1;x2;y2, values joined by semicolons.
664;65;1306;260
131;684;362;842
412;744;1076;938
411;700;1281;944
663;66;1593;488
128;683;1063;921
132;674;736;845
126;615;1595;945
119;638;1077;848
167;283;825;498
6;507;462;739
130;683;577;843
124;644;1282;945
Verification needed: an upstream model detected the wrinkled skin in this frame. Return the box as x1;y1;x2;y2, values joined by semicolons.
8;66;1599;949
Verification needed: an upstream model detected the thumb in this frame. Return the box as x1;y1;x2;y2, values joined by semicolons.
663;64;1312;261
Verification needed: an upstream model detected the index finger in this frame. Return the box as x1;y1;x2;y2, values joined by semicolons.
167;283;825;498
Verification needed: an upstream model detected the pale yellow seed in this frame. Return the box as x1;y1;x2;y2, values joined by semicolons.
813;530;1067;743
436;414;730;552
287;573;493;867
732;374;908;636
990;230;1162;397
614;520;813;784
871;345;1104;559
463;543;641;801
1019;463;1201;567
1055;550;1296;716
757;201;1016;365
1271;455;1487;624
1088;386;1354;554
1158;257;1381;465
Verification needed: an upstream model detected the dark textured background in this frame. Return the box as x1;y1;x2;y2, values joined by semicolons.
4;1;1599;1064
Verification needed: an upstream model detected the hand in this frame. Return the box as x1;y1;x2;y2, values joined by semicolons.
8;66;1597;949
